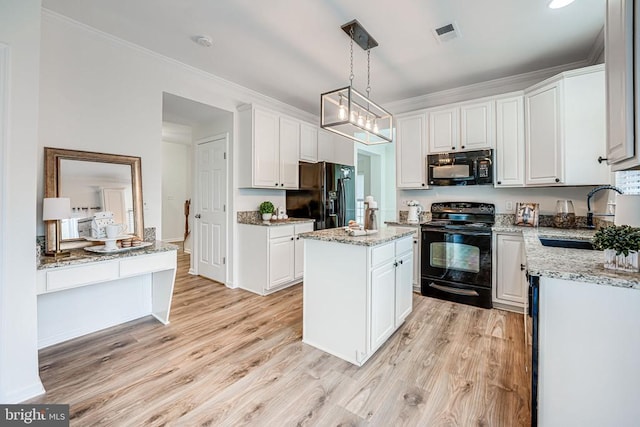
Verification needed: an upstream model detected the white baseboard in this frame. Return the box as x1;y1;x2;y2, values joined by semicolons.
0;380;45;403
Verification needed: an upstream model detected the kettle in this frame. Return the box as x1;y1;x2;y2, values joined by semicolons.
408;205;422;223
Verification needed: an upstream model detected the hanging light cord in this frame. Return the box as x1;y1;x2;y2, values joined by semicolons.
349;28;355;85
366;49;371;99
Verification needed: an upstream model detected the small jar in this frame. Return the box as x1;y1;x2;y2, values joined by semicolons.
554;199;576;228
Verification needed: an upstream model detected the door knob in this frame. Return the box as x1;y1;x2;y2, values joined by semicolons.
195;214;201;219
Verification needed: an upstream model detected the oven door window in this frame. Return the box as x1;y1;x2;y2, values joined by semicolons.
430;241;480;273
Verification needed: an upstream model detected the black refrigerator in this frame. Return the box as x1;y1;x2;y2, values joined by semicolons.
286;162;355;230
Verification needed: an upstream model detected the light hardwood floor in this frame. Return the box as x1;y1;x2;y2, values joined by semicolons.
31;251;531;426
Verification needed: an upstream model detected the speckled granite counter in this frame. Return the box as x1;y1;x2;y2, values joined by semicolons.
493;226;640;290
384;221;424;228
238;217;315;227
37;241;179;270
299;226;414;247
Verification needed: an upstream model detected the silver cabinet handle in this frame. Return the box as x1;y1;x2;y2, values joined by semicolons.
428;282;479;297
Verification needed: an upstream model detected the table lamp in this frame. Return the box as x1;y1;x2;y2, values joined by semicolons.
43;197;71;257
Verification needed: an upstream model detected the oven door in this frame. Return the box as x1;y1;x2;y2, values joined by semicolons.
420;227;493;308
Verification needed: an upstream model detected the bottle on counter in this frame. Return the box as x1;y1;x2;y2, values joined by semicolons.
554;199;576;228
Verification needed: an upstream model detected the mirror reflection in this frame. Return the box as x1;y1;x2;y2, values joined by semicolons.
58;159;135;240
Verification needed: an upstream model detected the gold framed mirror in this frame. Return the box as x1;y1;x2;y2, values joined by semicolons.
44;147;144;250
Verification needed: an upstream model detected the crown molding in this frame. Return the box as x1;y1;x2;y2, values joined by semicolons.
40;9;318;125
587;26;605;65
385;59;592;114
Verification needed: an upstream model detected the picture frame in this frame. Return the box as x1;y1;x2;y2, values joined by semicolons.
515;202;539;227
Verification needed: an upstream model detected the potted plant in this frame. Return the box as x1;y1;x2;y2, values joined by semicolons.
259;201;274;221
593;225;640;272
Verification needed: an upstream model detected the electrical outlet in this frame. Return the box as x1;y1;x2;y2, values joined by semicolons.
505;201;513;212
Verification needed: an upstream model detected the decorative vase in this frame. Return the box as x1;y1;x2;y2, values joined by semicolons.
603;249;639;272
262;213;272;221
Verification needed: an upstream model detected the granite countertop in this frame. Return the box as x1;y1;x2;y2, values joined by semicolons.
238;217;315;227
494;226;640;290
299;226;415;247
37;241;179;270
384;221;424;227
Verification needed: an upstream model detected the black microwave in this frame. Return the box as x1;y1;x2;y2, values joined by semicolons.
427;149;493;186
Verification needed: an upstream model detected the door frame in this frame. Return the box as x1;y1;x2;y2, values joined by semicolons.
190;132;230;286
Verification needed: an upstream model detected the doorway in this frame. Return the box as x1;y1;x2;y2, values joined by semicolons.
161;92;231;284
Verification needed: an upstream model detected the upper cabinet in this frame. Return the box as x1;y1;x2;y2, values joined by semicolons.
524;65;610;186
318;129;355;166
238;104;300;189
605;0;638;170
495;94;525;187
428;98;494;153
395;112;428;189
299;122;318;163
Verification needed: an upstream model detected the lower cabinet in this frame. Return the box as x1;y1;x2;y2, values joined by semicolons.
492;232;527;311
303;235;413;366
393;226;421;292
238;222;314;295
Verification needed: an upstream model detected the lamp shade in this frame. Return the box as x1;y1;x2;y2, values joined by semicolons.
43;197;71;221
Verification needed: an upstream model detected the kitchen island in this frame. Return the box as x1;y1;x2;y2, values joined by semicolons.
300;227;414;366
493;226;640;427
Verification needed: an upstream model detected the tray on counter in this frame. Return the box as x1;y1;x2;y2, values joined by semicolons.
83;242;152;253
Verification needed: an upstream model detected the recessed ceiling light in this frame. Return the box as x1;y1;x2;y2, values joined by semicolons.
194;35;213;47
548;0;576;9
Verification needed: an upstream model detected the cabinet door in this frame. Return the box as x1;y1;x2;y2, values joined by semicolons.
395;251;413;326
525;82;563;185
253;108;280;188
396;114;427;188
268;236;295;289
605;0;636;166
279;117;300;189
494;234;527;307
294;235;304;280
317;129;335;162
300;122;318;163
495;96;525;187
429;106;459;153
333;134;355;166
370;261;396;351
460;100;494;150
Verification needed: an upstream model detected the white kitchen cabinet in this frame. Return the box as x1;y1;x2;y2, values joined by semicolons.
238;222;314;295
299;122;318;163
495;94;525;187
427;99;494;153
303;235;413;366
395;113;428;189
393;225;421;292
317;129;355;166
605;0;637;169
492;232;527;311
524;65;609;186
238;104;300;189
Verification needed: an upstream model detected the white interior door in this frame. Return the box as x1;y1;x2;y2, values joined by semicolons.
196;136;227;283
102;188;127;225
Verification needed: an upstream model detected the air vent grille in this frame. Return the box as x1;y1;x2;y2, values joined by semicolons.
433;22;461;43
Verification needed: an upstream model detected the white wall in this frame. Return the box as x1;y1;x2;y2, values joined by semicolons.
0;0;45;403
356;141;396;224
161;122;192;243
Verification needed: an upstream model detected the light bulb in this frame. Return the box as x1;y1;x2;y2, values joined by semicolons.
365;116;372;130
357;113;364;127
373;120;379;134
338;105;347;120
350;111;356;123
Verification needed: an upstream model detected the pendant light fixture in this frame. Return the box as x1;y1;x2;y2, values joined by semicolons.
321;20;393;145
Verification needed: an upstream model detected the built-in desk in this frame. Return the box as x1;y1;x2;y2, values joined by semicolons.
36;242;178;348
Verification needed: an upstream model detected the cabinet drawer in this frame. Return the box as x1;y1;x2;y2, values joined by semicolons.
120;252;176;277
46;261;119;291
395;236;413;254
294;223;314;234
371;242;395;267
269;225;294;239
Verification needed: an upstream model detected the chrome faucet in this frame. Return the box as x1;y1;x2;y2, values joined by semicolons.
586;185;623;228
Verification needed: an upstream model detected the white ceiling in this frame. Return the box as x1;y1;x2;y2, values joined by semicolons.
42;0;605;117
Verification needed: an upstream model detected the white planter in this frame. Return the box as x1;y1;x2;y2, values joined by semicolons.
262;213;272;221
603;249;639;272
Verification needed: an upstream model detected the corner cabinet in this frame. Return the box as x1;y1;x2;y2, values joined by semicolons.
605;0;639;170
238;222;313;295
495;94;525;187
318;129;355;166
238;104;300;189
303;236;413;366
395;113;428;189
524;65;610;186
492;232;527;311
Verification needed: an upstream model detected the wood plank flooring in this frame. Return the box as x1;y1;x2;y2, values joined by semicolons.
30;251;530;426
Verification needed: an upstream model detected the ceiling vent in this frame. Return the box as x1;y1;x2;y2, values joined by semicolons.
432;22;461;43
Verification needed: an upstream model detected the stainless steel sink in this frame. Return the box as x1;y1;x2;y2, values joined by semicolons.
538;237;594;250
